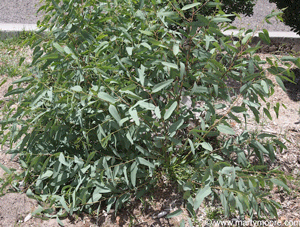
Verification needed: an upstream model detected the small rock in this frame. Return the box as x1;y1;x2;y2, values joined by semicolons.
24;213;32;222
156;211;168;219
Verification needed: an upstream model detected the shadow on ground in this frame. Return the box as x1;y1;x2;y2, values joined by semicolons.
284;68;300;102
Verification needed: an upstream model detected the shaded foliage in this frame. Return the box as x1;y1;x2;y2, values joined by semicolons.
269;0;300;35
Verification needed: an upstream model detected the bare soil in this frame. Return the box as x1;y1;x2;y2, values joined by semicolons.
0;52;300;226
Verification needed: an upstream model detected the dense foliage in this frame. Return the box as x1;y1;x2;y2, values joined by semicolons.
0;0;297;223
173;0;256;23
269;0;300;35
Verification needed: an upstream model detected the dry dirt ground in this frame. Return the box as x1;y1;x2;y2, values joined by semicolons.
0;42;300;226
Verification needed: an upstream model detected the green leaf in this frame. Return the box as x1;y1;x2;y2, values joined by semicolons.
194;185;212;210
139;30;153;36
273;102;280;118
126;47;133;56
96;185;112;193
40;170;53;180
19;57;25;66
188;139;195;155
270;178;290;192
261;80;269;94
273;139;287;151
56;217;64;226
90;190;102;203
4;88;26;97
140;42;151;50
166;209;183;218
123;166;129;186
130;162;138;187
126;131;134;144
136;157;154;169
220;193;229;216
12;76;34;84
173;43;180;56
179;219;185;227
109;105;121;124
169;118;184;135
64;46;78;60
281;56;297;62
71;85;82;92
137;100;155;110
217;124;235;135
107;197;116;213
121;84;136;91
200;142;213;151
129;108;140;126
0;163;12;174
98;92;116;103
257;133;276;139
242;33;252;45
138;65;145;86
231;106;247;113
59;153;69;167
275;76;286;92
51;0;63;14
263;108;272;120
161;62;178;70
164;101;177;120
182;2;201;11
60;196;70;212
259;29;270;45
154;106;161;119
152;79;174;93
251;140;269;155
211;17;231;23
53;42;64;54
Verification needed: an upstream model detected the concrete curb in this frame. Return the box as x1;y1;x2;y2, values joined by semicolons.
223;30;300;53
0;23;38;39
223;30;300;39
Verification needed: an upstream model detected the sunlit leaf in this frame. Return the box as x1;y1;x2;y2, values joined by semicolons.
164;101;177;120
182;2;201;10
152;79;174;93
217;124;235;135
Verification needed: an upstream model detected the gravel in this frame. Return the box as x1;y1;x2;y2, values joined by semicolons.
231;0;291;32
0;0;293;32
0;0;42;24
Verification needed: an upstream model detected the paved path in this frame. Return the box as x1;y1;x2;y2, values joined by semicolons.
0;0;293;32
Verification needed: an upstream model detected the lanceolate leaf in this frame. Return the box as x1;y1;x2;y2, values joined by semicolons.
71;85;82;92
136;157;155;169
182;2;201;10
161;62;178;70
130;162;138;187
154;106;161;119
164;101;177;120
152;79;174;93
98;92;116;103
129;108;140;125
200;142;213;151
53;42;64;54
4;88;26;97
173;43;180;56
194;186;212;210
166;209;183;218
270;178;290;192
109;105;121;124
0;163;12;174
217;124;235;135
